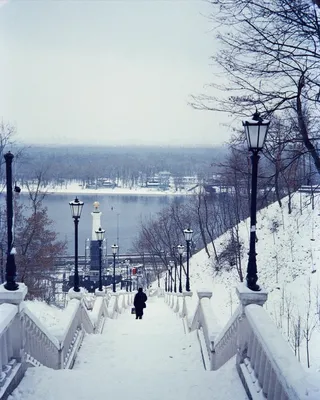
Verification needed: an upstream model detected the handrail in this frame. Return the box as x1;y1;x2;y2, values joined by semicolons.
0;304;18;369
23;308;61;369
239;305;319;400
91;297;108;333
80;301;95;333
211;305;241;370
59;300;91;368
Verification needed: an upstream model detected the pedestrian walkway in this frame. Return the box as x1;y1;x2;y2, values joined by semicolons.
9;297;248;400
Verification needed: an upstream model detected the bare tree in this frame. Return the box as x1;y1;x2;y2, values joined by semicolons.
192;0;320;174
303;278;317;368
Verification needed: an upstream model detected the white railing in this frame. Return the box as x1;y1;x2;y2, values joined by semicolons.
23;295;102;370
164;291;243;370
212;305;241;370
23;307;61;369
238;304;319;400
60;300;94;369
0;304;25;399
91;296;108;334
164;287;320;399
107;293;119;318
0;283;134;400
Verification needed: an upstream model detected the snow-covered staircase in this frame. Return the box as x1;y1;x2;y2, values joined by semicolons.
9;297;248;400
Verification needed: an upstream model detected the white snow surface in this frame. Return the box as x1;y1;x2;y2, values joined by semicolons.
187;192;320;373
10;297;248;400
24;299;80;339
20;179;196;196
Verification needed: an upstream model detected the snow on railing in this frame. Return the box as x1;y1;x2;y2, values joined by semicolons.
107;294;118;318
80;300;95;334
164;291;245;372
91;296;108;333
164;286;320;399
23;296;97;370
0;304;25;398
82;293;95;310
238;304;320;400
23;307;61;369
60;300;93;369
211;305;241;370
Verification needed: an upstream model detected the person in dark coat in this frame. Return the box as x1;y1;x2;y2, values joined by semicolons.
133;288;147;319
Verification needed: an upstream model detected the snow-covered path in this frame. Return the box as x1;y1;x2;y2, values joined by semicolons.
9;297;248;400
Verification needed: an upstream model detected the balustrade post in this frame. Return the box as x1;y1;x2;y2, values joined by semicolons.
236;282;268;312
0;282;27;307
236;282;268;389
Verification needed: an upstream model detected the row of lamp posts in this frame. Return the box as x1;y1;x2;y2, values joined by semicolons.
0;110;269;294
69;197;122;293
165;227;193;293
164;110;270;294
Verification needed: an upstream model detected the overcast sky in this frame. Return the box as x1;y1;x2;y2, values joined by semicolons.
0;0;231;147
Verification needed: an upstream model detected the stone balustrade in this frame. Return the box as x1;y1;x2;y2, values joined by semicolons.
238;304;319;400
164;284;320;400
0;283;133;400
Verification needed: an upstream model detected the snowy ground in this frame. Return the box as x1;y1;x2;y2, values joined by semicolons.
19;179;197;196
186;191;320;372
10;297;248;400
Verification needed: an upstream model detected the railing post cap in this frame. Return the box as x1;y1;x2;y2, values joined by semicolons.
197;290;212;299
182;291;193;297
68;287;85;300
0;283;28;305
95;288;105;297
236;282;268;307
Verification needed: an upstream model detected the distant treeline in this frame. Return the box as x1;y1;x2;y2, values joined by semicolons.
10;145;228;186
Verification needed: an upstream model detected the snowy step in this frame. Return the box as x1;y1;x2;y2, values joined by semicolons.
11;358;248;400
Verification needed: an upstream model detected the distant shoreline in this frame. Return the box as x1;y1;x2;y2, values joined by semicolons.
19;186;194;197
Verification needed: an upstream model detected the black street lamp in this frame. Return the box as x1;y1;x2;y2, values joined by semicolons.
95;227;105;292
4;152;18;291
243;110;270;291
183;228;193;292
165;272;168;292
177;244;184;293
111;244;118;292
125;259;130;292
69;197;84;292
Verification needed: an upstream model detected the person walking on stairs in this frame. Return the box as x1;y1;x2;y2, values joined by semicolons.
133;287;147;319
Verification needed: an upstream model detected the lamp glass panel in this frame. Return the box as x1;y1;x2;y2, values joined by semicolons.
248;124;259;149
69;198;84;218
183;229;193;241
96;228;105;241
111;245;118;255
177;245;184;255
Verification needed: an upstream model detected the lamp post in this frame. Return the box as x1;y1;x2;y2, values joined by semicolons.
69;197;84;292
183;228;193;292
177;244;184;293
111;244;118;292
125;259;130;292
95;227;105;292
165;272;168;292
4;152;18;291
243;110;270;291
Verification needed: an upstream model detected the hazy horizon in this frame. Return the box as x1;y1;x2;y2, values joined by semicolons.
0;0;231;147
